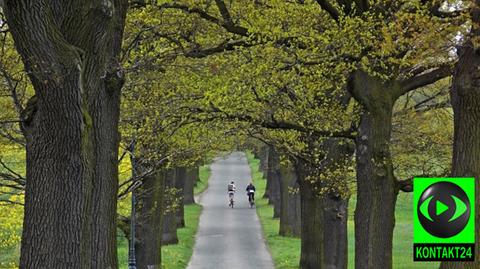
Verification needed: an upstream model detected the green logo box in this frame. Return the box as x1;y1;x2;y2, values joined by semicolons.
413;177;475;261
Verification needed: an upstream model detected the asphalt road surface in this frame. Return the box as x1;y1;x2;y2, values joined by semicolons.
187;152;275;269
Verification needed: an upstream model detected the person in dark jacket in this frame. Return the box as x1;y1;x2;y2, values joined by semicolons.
246;182;256;203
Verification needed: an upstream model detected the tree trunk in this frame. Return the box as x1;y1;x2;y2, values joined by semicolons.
279;163;301;237
267;147;281;219
184;166;197;205
440;38;480;268
350;71;397;269
5;1;127;267
297;178;348;269
175;167;186;228
323;193;348;269
88;2;127;266
259;144;270;175
261;145;271;199
298;178;323;269
19;60;94;269
162;169;179;245
135;168;165;269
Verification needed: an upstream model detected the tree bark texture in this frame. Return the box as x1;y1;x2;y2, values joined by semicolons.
175;167;186;228
350;71;398;269
296;160;348;269
260;145;271;199
258;144;270;175
162;169;179;245
279;163;301;237
4;0;127;267
184;166;198;205
267;147;281;219
135;169;165;269
440;27;480;268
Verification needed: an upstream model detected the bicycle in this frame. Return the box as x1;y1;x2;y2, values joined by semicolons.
247;190;255;208
228;191;235;208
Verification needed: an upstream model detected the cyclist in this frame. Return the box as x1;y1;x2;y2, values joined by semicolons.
227;181;236;208
246;182;256;206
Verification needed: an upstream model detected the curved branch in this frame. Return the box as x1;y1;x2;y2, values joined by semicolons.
316;0;340;22
397;64;453;98
159;3;248;36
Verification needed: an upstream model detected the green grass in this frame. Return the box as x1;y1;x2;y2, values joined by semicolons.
245;152;439;269
194;165;210;195
0;147;24;269
161;204;202;269
117;230;129;268
247;153;300;269
118;164;210;269
0;246;19;269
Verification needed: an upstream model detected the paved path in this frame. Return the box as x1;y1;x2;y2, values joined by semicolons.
187;152;275;269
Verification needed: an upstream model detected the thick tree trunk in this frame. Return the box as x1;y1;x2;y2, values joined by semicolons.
259;144;270;175
175;167;186;228
298;181;323;269
88;73;122;268
162;169;179;245
162;210;179;245
298;177;348;269
440;39;480;268
5;1;127;267
279;163;301;237
351;72;397;269
296;136;351;269
184;166;197;204
261;146;271;199
322;194;348;269
266;147;281;219
6;3;92;268
20;64;94;269
135;169;165;269
88;2;127;267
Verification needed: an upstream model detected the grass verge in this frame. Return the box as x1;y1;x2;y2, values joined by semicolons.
194;165;210;195
161;203;202;269
246;152;300;269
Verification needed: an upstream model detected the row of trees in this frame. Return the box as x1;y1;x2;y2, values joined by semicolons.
125;1;462;268
0;0;478;269
0;1;237;267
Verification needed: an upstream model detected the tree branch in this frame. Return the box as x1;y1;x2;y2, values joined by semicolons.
215;0;233;24
396;64;452;97
316;0;340;22
159;3;249;36
0;158;25;186
395;169;450;193
189;105;355;139
117;156;169;199
183;39;251;58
